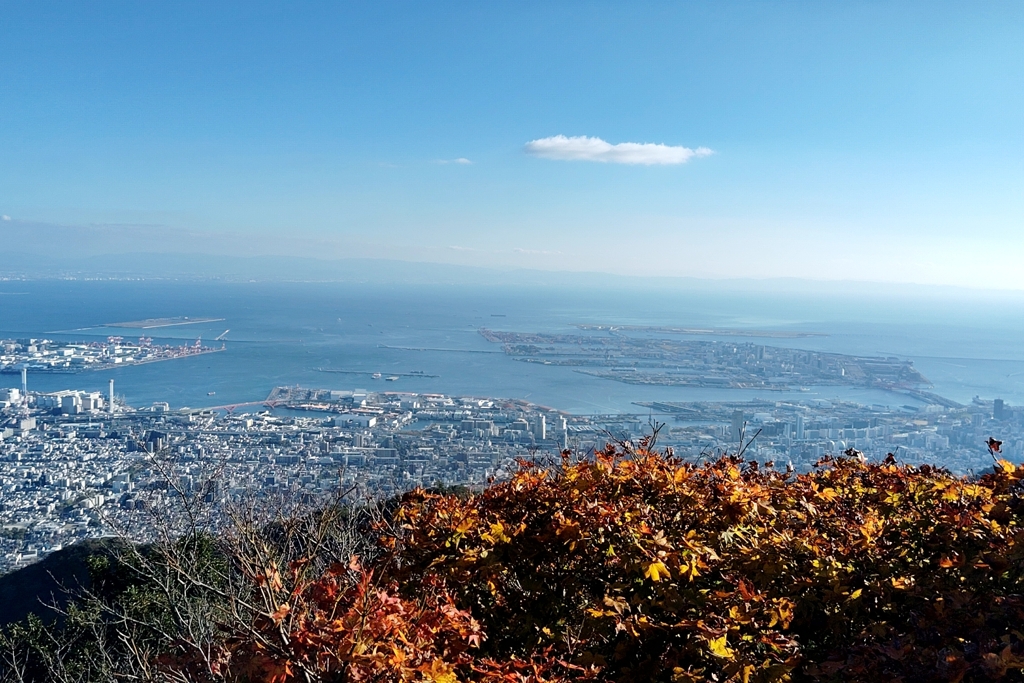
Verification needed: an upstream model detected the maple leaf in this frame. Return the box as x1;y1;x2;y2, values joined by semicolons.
644;560;670;582
769;598;796;629
707;635;734;659
817;487;838;502
270;603;291;625
679;554;702;582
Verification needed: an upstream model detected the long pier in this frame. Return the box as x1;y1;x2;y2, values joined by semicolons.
378;344;502;354
315;368;440;378
100;317;225;329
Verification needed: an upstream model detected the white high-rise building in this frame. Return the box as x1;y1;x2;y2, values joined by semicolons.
533;414;546;440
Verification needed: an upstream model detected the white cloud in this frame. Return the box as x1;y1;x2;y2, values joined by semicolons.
1;215;10;221
437;158;473;165
524;135;713;165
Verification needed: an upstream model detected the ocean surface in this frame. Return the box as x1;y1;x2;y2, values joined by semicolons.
3;279;1024;414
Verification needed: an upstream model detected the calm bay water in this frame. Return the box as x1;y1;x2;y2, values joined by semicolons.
3;280;1024;414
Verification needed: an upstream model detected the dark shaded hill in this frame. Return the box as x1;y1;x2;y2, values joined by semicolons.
0;539;124;628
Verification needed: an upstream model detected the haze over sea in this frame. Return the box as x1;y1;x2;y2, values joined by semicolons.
3;279;1024;415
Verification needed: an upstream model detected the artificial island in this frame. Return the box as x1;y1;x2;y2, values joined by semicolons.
0;336;225;374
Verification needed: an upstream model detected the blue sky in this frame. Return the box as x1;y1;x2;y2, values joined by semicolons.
2;2;1023;287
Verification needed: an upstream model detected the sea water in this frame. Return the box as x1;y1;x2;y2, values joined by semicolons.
2;279;1024;414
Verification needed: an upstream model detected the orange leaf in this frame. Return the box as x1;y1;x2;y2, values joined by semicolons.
270;603;291;625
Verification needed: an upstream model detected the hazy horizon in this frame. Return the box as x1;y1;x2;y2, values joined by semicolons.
3;218;1024;297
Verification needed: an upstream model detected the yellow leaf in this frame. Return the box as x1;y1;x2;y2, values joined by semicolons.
423;659;459;683
859;516;883;543
680;555;702;581
644;560;670;582
768;597;795;628
488;521;511;543
707;634;734;659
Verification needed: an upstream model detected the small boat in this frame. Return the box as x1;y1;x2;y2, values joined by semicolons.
372;373;382;379
208;391;216;396
385;376;399;381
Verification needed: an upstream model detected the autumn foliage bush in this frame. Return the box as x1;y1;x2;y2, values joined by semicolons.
174;443;1024;683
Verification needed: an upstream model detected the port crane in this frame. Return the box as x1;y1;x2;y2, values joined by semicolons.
215;329;230;341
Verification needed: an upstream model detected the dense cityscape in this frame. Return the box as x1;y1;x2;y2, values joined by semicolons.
1;369;1016;573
